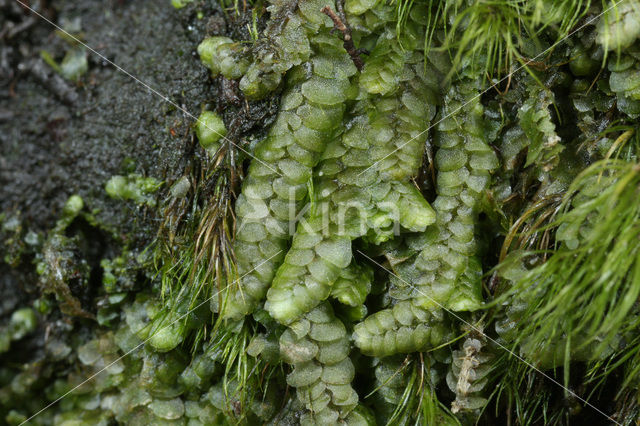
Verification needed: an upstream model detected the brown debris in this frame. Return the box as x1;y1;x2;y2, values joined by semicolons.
321;4;364;71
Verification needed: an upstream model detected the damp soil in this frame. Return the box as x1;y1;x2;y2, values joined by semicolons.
0;0;274;365
1;0;216;235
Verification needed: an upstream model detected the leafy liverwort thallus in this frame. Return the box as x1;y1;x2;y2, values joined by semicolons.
8;0;640;424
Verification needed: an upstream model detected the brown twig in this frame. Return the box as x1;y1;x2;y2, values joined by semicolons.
321;5;364;71
487;71;512;96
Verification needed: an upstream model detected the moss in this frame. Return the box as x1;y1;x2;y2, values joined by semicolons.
597;1;640;51
0;308;38;354
41;48;88;82
215;29;358;321
36;216;93;319
7;0;640;424
105;174;162;207
197;36;250;79
195;110;227;153
171;0;194;9
281;302;360;423
191;0;640;422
